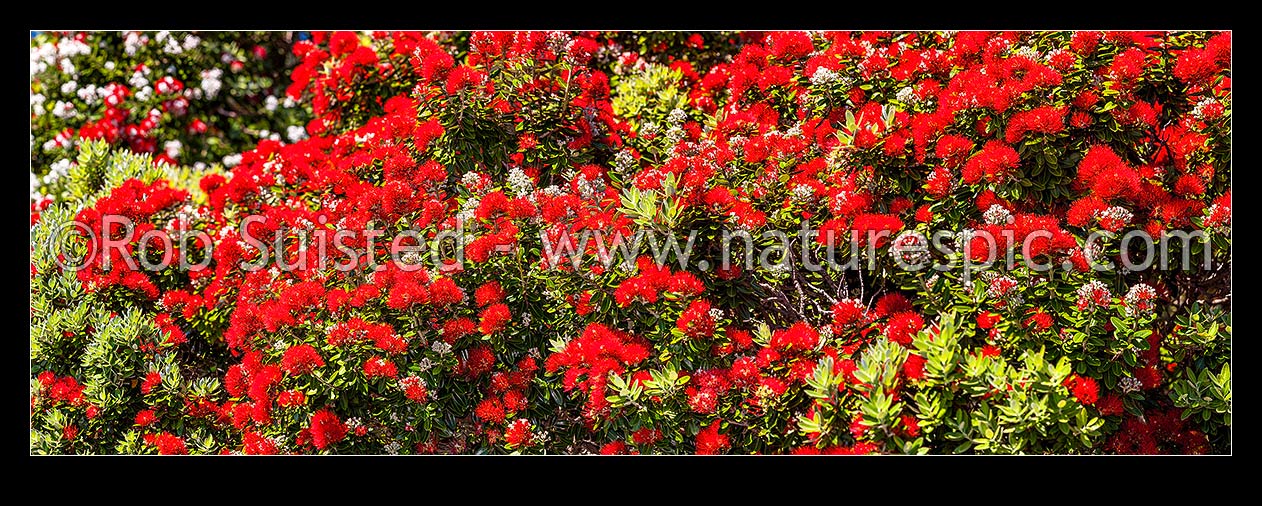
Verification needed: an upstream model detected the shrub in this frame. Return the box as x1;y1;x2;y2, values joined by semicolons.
30;31;1230;454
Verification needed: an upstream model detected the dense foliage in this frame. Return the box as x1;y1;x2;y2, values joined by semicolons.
30;31;308;200
30;31;1230;454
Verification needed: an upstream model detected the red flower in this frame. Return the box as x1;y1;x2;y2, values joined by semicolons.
281;344;325;376
600;441;629;455
885;312;924;346
308;408;348;450
504;419;533;448
478;303;512;335
363;356;399;379
400;376;429;403
151;432;188;455
677;299;718;339
1097;393;1125;417
900;414;921;437
976;311;1001;330
1065;375;1099;405
243;431;278;455
903;354;926;381
141;371;162;394
135;409;157;427
694;421;731;455
276;389;306;407
831;298;866;329
474;281;505;307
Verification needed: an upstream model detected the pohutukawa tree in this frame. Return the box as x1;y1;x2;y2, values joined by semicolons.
31;30;1230;455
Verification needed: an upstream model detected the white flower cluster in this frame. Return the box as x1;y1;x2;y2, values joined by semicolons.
431;341;453;355
163;140;182;159
124;32;147;56
895;86;917;104
265;95;279;112
457;196;480;223
665;125;686;143
42;158;73;186
286;125;308;143
76;84;101;105
384;441;402;455
30;93;45;117
983;204;1013;225
199;68;223;99
546;31;571;54
460;171;486;192
810;67;840;87
52;100;77;119
1119;376;1143;394
507;166;534;197
415;357;434;373
1011;46;1040;60
613;148;637;174
790;184;815;203
1097;205;1133;225
574;172;605;201
667;108;689;126
30;42;56;76
222;153;243;168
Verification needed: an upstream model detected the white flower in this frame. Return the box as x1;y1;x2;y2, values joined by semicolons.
665;125;686;143
983;204;1013;225
431;341;452;355
60;80;77;94
164;140;182;158
56;39;90;59
265;95;279;112
810;67;840;87
667;108;688;126
613;149;637;174
52;100;76;119
199;68;223;99
286;125;308;143
222;153;243;168
44;158;73;185
790;184;815;203
182;34;201;51
30;93;45;116
895;86;916;104
76;84;98;104
163;35;183;55
507;167;534;197
128;71;149;89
